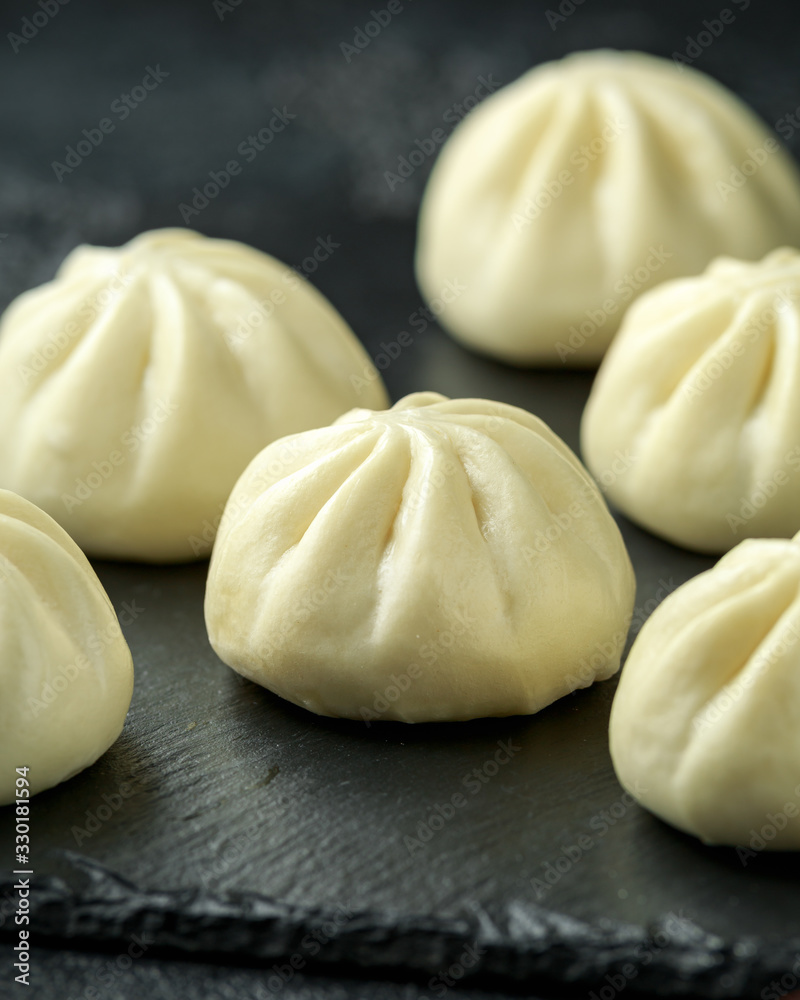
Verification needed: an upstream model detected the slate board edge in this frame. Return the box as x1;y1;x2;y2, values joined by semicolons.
1;853;796;999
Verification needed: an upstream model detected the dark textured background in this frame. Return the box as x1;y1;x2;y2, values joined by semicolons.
2;1;800;998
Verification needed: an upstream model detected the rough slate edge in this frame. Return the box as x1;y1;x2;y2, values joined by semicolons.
0;947;527;1000
1;853;796;999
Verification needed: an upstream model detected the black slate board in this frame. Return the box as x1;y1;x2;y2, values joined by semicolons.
2;1;800;998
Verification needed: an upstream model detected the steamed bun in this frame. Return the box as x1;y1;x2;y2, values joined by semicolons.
0;229;388;562
610;532;800;850
415;50;800;366
581;248;800;553
0;490;133;805
205;392;636;722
